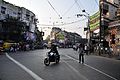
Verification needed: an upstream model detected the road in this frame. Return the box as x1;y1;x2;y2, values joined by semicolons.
0;48;120;80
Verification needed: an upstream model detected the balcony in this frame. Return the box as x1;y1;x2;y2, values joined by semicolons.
109;20;120;28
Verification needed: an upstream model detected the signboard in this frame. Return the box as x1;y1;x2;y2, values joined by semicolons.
90;11;100;31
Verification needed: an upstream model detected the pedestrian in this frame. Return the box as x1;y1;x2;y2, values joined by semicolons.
84;44;88;55
78;43;85;64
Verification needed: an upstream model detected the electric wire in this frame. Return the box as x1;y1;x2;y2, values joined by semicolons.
38;18;87;26
78;0;85;9
74;0;82;12
46;0;61;18
90;0;99;14
62;18;86;26
62;0;77;17
95;0;99;7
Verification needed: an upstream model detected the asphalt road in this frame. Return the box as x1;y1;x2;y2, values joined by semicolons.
0;48;120;80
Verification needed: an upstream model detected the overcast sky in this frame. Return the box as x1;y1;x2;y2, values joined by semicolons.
5;0;99;39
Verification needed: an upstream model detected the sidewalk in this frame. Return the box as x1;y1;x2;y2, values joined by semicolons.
91;52;120;60
115;55;120;60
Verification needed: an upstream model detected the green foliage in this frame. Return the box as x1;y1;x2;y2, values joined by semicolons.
2;17;27;42
56;33;64;40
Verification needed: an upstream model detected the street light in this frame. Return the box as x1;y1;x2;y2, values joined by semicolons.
82;10;89;16
77;10;90;54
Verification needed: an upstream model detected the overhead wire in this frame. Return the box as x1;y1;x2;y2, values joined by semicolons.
74;0;82;12
95;0;99;7
43;0;88;28
62;0;84;20
62;0;77;17
62;18;86;26
46;0;61;18
38;18;87;26
78;0;85;9
90;0;99;13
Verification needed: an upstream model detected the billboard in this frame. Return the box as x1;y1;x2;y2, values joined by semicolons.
90;11;100;31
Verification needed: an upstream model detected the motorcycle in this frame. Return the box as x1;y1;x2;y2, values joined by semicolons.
44;52;60;66
105;47;113;57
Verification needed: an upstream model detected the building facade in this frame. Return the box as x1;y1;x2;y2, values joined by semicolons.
88;0;120;54
100;0;118;41
99;0;120;55
49;27;82;48
108;7;120;55
0;0;37;42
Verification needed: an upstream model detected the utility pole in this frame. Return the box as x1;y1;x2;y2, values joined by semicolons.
82;10;90;54
99;0;104;55
77;10;90;54
87;13;90;55
99;0;102;55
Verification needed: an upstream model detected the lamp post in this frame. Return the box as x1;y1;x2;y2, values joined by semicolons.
77;10;90;54
82;10;90;54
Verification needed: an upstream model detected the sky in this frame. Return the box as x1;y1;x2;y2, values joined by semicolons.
5;0;99;39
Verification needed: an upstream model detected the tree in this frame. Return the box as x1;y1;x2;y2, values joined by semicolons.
2;17;27;42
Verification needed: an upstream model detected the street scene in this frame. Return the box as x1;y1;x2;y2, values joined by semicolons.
0;49;120;80
0;0;120;80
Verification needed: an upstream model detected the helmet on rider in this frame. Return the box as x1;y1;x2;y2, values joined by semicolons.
51;43;57;48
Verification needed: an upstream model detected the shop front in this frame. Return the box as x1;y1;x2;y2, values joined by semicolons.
108;20;120;55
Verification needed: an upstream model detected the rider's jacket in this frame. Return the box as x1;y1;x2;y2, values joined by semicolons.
49;46;59;55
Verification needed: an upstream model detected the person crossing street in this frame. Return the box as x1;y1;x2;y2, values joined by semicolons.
78;43;85;64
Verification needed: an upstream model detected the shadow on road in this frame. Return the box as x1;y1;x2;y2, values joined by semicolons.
44;62;61;68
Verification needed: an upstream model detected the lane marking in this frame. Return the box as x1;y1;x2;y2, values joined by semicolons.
5;53;44;80
65;55;118;80
62;60;89;80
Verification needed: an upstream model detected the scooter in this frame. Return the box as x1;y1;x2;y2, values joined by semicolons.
44;52;60;66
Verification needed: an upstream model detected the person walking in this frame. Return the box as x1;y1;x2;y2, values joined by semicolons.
78;43;85;64
84;44;88;55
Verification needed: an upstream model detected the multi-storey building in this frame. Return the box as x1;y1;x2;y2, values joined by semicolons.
98;0;120;55
108;8;120;55
49;27;82;48
100;0;118;39
20;7;36;32
89;0;118;54
0;0;37;42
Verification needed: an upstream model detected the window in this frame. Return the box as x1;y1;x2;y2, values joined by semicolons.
26;14;30;20
1;6;6;14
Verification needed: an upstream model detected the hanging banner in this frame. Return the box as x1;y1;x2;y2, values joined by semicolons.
90;11;100;31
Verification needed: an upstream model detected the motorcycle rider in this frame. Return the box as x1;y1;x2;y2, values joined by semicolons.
48;43;60;57
44;43;60;66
